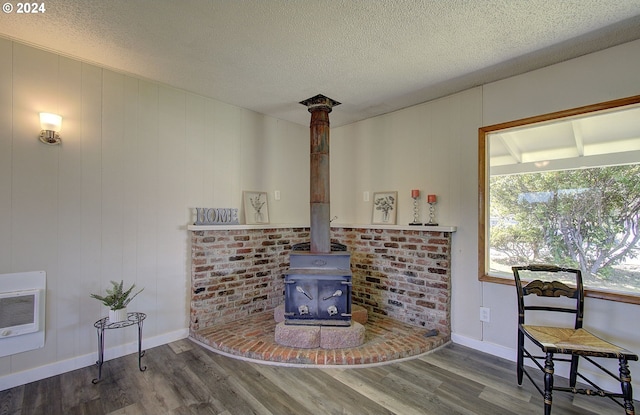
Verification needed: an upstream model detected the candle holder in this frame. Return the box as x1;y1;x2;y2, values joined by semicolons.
409;190;422;225
409;196;422;225
426;194;438;226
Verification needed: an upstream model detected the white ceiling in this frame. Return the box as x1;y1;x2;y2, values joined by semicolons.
1;0;640;127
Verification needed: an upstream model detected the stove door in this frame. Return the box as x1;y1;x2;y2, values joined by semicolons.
284;274;351;326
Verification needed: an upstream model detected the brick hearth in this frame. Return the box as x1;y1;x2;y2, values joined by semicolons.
190;226;453;347
191;310;448;366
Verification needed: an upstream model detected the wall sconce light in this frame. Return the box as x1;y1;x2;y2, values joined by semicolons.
39;112;62;145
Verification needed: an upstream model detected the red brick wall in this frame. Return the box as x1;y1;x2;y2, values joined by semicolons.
190;227;452;336
337;228;452;336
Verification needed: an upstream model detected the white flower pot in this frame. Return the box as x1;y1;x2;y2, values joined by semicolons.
108;308;128;323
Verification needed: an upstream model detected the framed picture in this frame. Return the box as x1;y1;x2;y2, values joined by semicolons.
372;191;397;225
243;191;269;224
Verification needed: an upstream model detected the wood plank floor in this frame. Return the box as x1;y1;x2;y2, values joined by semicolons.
0;339;634;415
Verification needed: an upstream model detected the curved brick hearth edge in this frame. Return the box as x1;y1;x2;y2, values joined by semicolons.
190;310;450;367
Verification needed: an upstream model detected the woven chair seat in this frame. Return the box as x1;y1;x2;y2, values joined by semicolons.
522;325;636;358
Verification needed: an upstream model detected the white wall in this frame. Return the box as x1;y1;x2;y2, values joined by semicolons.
479;39;640;388
331;89;484;343
331;39;640;392
0;39;308;390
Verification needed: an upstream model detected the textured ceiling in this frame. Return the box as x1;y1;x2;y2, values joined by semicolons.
1;1;640;127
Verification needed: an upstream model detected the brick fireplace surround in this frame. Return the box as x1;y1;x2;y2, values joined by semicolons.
189;225;454;366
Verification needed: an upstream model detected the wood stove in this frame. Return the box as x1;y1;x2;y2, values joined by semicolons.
282;94;353;327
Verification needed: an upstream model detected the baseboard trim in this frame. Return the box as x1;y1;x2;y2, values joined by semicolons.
451;333;516;362
0;328;189;391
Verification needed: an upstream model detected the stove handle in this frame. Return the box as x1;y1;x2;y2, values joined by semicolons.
296;286;313;300
323;289;343;300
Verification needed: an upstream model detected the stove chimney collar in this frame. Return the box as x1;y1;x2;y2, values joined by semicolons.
299;94;341;112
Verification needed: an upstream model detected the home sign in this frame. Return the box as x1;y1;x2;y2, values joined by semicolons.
194;208;239;225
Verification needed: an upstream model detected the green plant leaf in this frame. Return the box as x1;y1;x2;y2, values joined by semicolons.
90;280;144;310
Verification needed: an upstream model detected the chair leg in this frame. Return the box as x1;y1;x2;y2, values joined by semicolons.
517;330;524;385
544;352;554;415
569;355;579;388
619;357;635;415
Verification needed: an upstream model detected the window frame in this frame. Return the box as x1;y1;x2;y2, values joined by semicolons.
478;94;640;305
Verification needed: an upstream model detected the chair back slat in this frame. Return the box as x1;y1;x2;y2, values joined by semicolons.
525;305;577;314
522;280;578;299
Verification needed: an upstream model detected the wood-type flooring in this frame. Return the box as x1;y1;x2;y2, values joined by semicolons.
0;339;634;415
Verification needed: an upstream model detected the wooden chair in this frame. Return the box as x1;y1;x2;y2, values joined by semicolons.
512;264;638;414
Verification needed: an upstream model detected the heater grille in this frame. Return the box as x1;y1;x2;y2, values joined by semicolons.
0;270;46;357
0;290;39;337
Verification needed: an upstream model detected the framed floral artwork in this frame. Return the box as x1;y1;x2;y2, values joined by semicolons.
372;191;397;224
243;191;269;224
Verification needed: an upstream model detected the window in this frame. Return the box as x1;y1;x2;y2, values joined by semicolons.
479;95;640;304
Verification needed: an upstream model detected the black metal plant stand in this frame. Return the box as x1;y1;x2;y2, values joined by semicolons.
92;312;147;384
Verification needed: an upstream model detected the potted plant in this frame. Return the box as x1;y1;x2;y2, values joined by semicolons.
90;280;143;323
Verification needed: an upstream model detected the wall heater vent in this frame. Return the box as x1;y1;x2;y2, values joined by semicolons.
0;271;46;357
0;289;41;338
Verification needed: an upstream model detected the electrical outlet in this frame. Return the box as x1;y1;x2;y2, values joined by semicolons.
363;191;370;202
274;190;281;201
480;307;491;323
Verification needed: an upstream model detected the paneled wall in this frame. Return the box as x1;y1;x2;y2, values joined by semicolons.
479;39;640;390
331;88;483;341
331;39;640;392
0;39;308;388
